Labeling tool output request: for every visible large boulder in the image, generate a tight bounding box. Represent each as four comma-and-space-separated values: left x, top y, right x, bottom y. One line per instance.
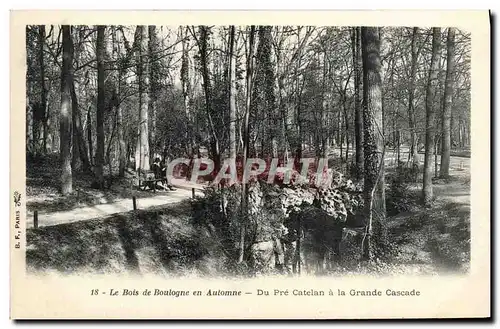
248, 238, 285, 275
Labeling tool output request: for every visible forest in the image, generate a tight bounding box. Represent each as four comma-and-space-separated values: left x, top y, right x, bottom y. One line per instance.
25, 25, 471, 276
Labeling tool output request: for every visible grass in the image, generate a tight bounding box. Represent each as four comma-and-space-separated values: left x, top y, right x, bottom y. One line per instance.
325, 163, 470, 276
27, 154, 162, 213
386, 173, 471, 274
26, 201, 231, 277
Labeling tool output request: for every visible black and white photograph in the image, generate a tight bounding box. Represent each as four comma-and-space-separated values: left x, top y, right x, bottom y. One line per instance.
23, 23, 473, 278
9, 9, 491, 320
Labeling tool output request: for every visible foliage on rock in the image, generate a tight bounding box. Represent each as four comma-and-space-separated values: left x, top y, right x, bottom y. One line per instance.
190, 167, 364, 273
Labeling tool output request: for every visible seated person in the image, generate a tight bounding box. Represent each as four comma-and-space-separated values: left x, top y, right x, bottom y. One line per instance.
150, 158, 165, 190
160, 158, 176, 191
159, 159, 167, 184
151, 158, 162, 179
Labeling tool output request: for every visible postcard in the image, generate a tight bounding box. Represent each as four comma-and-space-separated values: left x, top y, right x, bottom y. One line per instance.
10, 10, 490, 319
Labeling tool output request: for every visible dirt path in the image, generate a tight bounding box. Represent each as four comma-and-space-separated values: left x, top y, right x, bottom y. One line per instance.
387, 155, 471, 273
413, 154, 470, 205
26, 180, 205, 228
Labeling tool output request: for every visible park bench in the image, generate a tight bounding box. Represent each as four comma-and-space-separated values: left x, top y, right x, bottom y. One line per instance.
137, 170, 166, 193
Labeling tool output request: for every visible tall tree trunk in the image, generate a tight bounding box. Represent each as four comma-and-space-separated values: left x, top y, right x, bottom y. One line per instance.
26, 27, 35, 154
135, 26, 150, 172
336, 109, 341, 149
148, 26, 158, 162
95, 25, 106, 187
339, 110, 344, 162
198, 26, 220, 171
343, 94, 349, 163
239, 25, 256, 264
450, 99, 455, 149
464, 120, 470, 147
422, 28, 442, 205
275, 32, 289, 160
361, 27, 386, 260
440, 28, 456, 178
180, 27, 194, 156
436, 55, 446, 156
38, 25, 50, 154
60, 25, 73, 195
71, 27, 91, 172
72, 84, 81, 171
26, 95, 34, 154
113, 27, 127, 176
434, 136, 439, 178
296, 77, 304, 160
71, 79, 91, 172
87, 105, 93, 166
319, 50, 327, 158
352, 27, 364, 179
397, 130, 401, 164
31, 28, 43, 155
117, 103, 126, 176
408, 27, 419, 166
457, 116, 462, 148
228, 25, 237, 160
459, 119, 464, 147
261, 26, 278, 158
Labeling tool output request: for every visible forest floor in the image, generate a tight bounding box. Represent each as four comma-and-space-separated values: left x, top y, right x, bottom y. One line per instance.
26, 154, 204, 228
26, 151, 471, 276
384, 153, 471, 275
26, 201, 231, 277
313, 149, 471, 276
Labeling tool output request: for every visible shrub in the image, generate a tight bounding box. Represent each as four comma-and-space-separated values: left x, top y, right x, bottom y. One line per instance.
347, 161, 362, 180
190, 168, 365, 274
386, 164, 418, 216
396, 161, 419, 183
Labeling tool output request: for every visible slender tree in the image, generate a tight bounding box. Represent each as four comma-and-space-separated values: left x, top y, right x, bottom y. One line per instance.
87, 104, 93, 166
352, 27, 364, 179
148, 25, 159, 161
135, 25, 150, 172
60, 25, 73, 195
180, 26, 194, 156
110, 28, 127, 177
440, 27, 456, 178
228, 25, 237, 160
26, 27, 35, 154
253, 26, 277, 157
361, 27, 386, 260
38, 25, 50, 154
239, 25, 256, 264
95, 25, 106, 187
71, 27, 91, 173
422, 28, 442, 205
70, 80, 91, 172
71, 29, 82, 172
408, 27, 420, 166
197, 26, 221, 171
